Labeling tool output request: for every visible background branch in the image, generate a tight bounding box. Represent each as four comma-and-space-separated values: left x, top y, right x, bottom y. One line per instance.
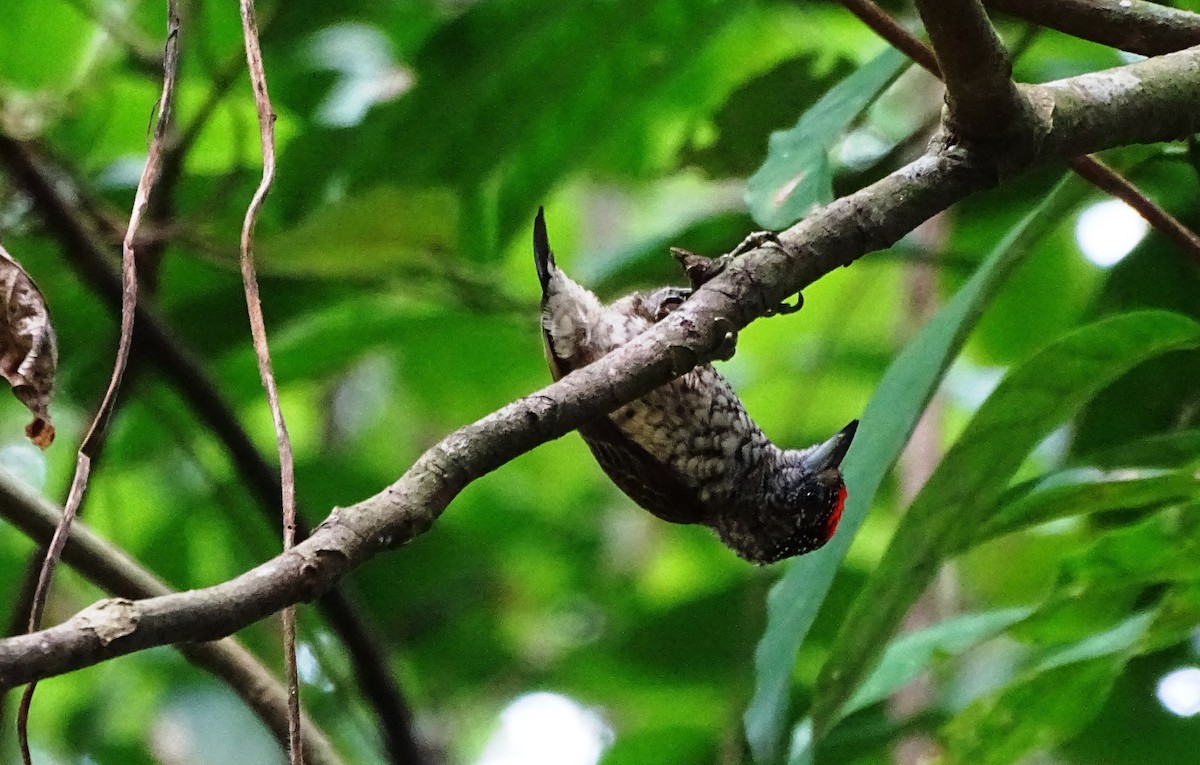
841, 0, 941, 75
0, 471, 343, 765
1, 45, 1199, 687
985, 0, 1200, 56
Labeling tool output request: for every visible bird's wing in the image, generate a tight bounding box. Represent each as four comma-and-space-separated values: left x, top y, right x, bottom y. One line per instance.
543, 328, 707, 526
578, 415, 709, 526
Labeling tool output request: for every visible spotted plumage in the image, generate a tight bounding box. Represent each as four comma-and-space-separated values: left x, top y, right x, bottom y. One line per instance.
534, 208, 857, 564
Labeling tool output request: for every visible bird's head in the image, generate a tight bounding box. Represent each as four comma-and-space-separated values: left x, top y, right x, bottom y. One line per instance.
716, 420, 858, 564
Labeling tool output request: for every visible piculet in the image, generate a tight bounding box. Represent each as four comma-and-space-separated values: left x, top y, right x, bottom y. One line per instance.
534, 207, 857, 564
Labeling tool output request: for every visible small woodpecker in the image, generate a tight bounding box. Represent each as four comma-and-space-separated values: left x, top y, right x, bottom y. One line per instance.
534, 208, 857, 564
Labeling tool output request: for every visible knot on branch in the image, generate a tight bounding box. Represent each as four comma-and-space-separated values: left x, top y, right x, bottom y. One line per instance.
76, 598, 139, 646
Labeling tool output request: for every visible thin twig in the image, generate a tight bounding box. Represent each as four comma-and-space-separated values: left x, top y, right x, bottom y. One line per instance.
236, 1, 302, 762
1068, 155, 1200, 265
140, 9, 271, 284
838, 0, 1200, 265
15, 4, 179, 761
841, 0, 940, 76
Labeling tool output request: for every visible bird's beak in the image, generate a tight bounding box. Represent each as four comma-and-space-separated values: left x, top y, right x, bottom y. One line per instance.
801, 420, 858, 473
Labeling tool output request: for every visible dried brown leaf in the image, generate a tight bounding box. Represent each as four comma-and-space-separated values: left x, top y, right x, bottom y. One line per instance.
0, 245, 56, 448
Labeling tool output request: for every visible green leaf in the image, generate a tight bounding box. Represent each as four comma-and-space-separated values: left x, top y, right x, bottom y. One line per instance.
256, 187, 458, 279
0, 0, 95, 90
1075, 235, 1200, 454
842, 607, 1034, 721
599, 725, 716, 765
942, 613, 1151, 765
278, 0, 749, 240
976, 467, 1200, 544
1144, 571, 1200, 652
812, 311, 1200, 736
784, 608, 1036, 765
785, 720, 815, 765
214, 296, 536, 418
589, 4, 853, 179
744, 174, 1083, 764
1009, 588, 1141, 649
681, 55, 855, 179
745, 46, 906, 230
1060, 511, 1200, 590
998, 506, 1200, 652
1078, 429, 1200, 470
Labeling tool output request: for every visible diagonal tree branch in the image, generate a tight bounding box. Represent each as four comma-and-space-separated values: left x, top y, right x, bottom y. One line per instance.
0, 471, 343, 765
984, 0, 1200, 57
1068, 154, 1200, 265
0, 139, 425, 764
0, 45, 1198, 687
841, 0, 941, 75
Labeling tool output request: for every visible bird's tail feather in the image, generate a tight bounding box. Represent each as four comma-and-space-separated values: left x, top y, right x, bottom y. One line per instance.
533, 206, 555, 296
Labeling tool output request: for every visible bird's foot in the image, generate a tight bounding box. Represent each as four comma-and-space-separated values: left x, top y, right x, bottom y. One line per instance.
730, 232, 806, 317
764, 293, 803, 316
648, 284, 738, 360
729, 230, 783, 257
671, 232, 803, 318
712, 317, 738, 361
648, 286, 693, 321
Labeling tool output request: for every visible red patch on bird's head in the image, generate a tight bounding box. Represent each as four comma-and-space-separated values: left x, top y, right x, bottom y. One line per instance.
825, 484, 848, 540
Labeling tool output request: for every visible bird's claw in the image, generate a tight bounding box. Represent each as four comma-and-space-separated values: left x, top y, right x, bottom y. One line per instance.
733, 232, 804, 317
670, 232, 803, 318
648, 285, 737, 359
765, 294, 803, 316
730, 230, 784, 257
671, 231, 787, 288
712, 317, 738, 361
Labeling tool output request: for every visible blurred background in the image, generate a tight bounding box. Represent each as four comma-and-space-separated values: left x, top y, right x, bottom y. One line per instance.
1, 0, 1199, 763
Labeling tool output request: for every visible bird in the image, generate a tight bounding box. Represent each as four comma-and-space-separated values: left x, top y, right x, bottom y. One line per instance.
533, 207, 858, 564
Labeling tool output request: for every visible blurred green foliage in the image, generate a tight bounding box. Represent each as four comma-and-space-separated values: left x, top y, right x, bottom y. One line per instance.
1, 1, 1199, 764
